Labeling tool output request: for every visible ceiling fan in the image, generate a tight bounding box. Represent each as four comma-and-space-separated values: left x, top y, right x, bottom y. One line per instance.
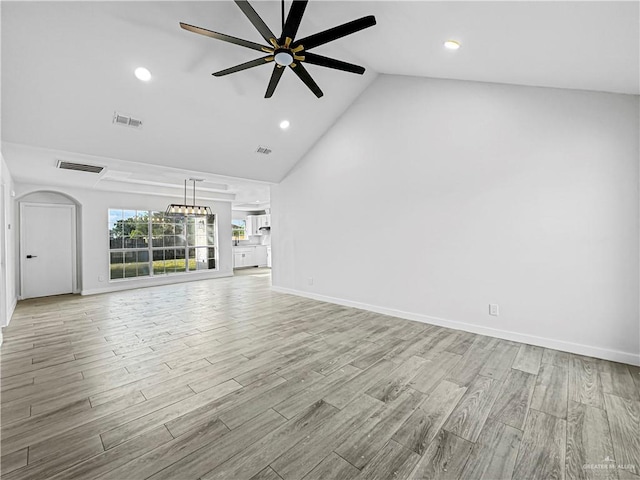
180, 0, 376, 98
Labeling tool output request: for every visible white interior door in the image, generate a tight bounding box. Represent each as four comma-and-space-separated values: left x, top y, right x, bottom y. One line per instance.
0, 184, 6, 325
21, 203, 76, 299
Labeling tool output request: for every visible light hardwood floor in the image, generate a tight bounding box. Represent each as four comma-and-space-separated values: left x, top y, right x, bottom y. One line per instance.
1, 271, 639, 480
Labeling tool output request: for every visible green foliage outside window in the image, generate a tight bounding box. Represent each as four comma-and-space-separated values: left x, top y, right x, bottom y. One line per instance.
109, 209, 217, 280
232, 219, 247, 241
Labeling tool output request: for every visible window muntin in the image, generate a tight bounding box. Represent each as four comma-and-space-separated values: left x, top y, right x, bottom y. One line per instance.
109, 209, 217, 280
232, 219, 247, 241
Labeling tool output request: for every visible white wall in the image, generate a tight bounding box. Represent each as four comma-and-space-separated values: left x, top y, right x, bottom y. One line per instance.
272, 75, 640, 365
0, 154, 17, 328
15, 183, 233, 296
232, 210, 248, 220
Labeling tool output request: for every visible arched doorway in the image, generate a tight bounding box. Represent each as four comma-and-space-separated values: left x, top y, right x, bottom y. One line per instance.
18, 191, 81, 299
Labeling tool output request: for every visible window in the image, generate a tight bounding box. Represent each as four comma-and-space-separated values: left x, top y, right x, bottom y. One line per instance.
109, 209, 217, 280
232, 219, 247, 241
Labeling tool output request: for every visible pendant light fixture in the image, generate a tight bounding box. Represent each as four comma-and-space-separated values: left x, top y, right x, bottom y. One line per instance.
166, 178, 213, 216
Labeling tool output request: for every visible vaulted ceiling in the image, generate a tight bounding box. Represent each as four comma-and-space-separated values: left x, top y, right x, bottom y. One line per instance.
2, 1, 638, 194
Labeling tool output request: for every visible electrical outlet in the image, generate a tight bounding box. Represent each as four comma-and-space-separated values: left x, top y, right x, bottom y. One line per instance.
489, 304, 499, 316
98, 275, 105, 282
307, 277, 314, 286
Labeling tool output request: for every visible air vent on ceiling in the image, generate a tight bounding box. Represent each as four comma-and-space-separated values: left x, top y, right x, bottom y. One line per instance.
56, 160, 104, 174
256, 146, 272, 155
113, 111, 143, 129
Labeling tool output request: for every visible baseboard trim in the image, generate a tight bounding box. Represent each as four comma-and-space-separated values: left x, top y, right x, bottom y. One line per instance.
0, 297, 16, 347
82, 271, 234, 296
9, 297, 17, 318
271, 286, 640, 366
6, 297, 17, 327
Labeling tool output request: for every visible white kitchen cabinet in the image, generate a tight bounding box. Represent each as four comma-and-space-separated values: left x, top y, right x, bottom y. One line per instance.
255, 246, 268, 267
246, 214, 271, 236
246, 216, 256, 237
233, 246, 269, 268
256, 214, 270, 229
233, 247, 256, 268
246, 215, 259, 236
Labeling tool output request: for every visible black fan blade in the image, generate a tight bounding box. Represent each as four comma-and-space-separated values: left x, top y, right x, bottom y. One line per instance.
280, 0, 308, 43
290, 63, 323, 98
234, 0, 276, 44
180, 23, 267, 52
293, 15, 376, 50
213, 56, 272, 77
302, 52, 365, 75
265, 66, 286, 98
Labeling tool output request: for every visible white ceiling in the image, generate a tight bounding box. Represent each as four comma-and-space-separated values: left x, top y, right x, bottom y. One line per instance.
2, 1, 638, 202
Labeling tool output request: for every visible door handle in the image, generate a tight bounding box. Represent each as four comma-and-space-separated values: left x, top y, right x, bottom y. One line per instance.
26, 255, 38, 259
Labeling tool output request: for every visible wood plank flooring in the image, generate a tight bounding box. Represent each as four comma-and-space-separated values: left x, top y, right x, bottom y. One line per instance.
1, 271, 639, 479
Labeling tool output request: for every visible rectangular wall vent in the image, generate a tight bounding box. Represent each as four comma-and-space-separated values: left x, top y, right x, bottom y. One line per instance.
56, 160, 104, 174
113, 111, 143, 129
256, 146, 272, 155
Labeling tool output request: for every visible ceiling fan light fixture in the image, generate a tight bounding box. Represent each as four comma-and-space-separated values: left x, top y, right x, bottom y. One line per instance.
274, 50, 294, 66
134, 67, 152, 81
444, 40, 461, 50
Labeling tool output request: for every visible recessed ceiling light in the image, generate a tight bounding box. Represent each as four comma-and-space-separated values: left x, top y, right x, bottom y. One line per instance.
255, 200, 261, 203
134, 67, 152, 82
444, 40, 461, 50
279, 120, 290, 130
